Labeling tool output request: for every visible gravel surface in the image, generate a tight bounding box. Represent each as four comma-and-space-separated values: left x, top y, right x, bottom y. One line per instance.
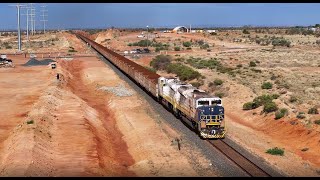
98, 83, 135, 97
23, 58, 56, 66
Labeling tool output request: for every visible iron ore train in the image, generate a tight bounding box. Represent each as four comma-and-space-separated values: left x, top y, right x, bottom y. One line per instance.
75, 32, 225, 139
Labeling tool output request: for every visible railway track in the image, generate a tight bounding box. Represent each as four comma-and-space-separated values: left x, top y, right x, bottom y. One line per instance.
74, 31, 278, 177
209, 140, 271, 177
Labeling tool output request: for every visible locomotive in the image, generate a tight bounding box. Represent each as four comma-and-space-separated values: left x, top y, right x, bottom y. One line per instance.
75, 32, 225, 139
157, 77, 225, 139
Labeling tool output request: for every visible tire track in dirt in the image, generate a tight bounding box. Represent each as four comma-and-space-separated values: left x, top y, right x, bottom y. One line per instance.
60, 59, 136, 176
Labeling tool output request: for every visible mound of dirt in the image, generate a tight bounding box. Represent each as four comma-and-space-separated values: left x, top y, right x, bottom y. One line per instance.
23, 58, 56, 66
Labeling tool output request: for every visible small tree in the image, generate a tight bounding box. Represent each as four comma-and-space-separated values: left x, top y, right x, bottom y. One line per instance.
183, 41, 192, 47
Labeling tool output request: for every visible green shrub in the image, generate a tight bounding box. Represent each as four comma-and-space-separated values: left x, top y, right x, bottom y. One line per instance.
237, 64, 243, 68
214, 79, 224, 86
27, 120, 34, 124
266, 147, 284, 156
131, 39, 153, 47
190, 82, 203, 88
263, 101, 278, 113
243, 29, 250, 34
183, 41, 192, 47
296, 112, 306, 119
253, 94, 274, 107
243, 102, 258, 110
150, 55, 172, 70
289, 96, 298, 103
308, 107, 319, 114
166, 63, 201, 81
314, 120, 320, 125
272, 38, 291, 47
200, 43, 210, 49
249, 61, 257, 67
275, 108, 288, 120
271, 94, 280, 99
174, 46, 180, 51
261, 82, 273, 89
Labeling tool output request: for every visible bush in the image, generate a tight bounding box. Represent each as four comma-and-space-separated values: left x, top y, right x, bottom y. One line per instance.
190, 82, 203, 88
174, 46, 180, 51
243, 102, 258, 110
253, 94, 274, 107
150, 55, 172, 70
308, 107, 319, 114
275, 108, 288, 120
261, 82, 273, 89
296, 112, 306, 119
266, 147, 284, 156
131, 39, 153, 47
243, 29, 250, 34
200, 43, 210, 49
237, 64, 243, 68
271, 94, 280, 99
27, 120, 34, 124
272, 38, 291, 47
263, 101, 278, 113
289, 96, 297, 103
314, 120, 320, 125
183, 41, 192, 47
166, 63, 201, 81
214, 79, 224, 86
249, 61, 257, 67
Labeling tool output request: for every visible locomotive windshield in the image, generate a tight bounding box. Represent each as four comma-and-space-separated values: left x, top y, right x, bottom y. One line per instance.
211, 100, 221, 105
198, 101, 209, 106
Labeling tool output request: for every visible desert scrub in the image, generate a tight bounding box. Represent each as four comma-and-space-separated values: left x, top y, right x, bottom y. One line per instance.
166, 63, 201, 81
263, 101, 278, 113
174, 46, 180, 51
249, 61, 257, 67
27, 120, 34, 124
214, 92, 225, 98
275, 108, 288, 120
266, 147, 284, 156
213, 79, 223, 86
314, 120, 320, 125
308, 107, 319, 114
289, 95, 298, 103
296, 112, 306, 119
261, 82, 273, 89
271, 94, 280, 99
190, 81, 203, 88
182, 41, 192, 47
243, 102, 258, 110
150, 55, 172, 70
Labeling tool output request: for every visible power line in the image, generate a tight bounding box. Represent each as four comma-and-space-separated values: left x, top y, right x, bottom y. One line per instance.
40, 3, 48, 33
9, 3, 27, 52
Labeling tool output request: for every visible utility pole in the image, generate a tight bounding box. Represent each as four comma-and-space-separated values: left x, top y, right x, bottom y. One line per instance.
9, 3, 26, 52
40, 4, 48, 34
21, 5, 30, 40
29, 3, 36, 35
146, 25, 149, 48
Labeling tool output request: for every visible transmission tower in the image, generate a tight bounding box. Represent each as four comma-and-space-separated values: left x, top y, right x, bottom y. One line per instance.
9, 3, 27, 51
40, 4, 48, 34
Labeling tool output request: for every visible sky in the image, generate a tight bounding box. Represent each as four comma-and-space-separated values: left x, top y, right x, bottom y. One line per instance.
0, 3, 320, 30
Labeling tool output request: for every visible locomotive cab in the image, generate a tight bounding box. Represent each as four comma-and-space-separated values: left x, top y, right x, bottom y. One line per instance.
196, 98, 225, 139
